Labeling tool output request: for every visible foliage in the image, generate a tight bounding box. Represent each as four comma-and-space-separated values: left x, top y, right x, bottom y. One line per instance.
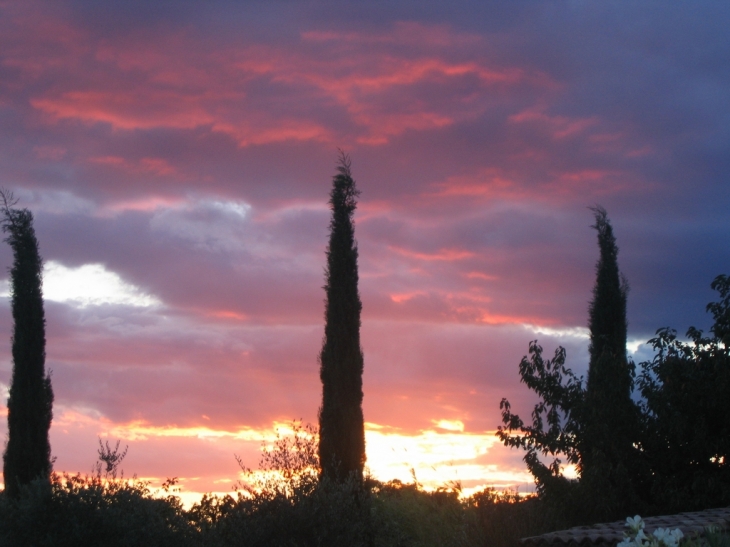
194, 423, 557, 547
637, 274, 730, 512
93, 438, 129, 480
0, 471, 192, 547
499, 206, 730, 519
0, 422, 572, 547
682, 529, 730, 547
586, 206, 630, 382
370, 479, 466, 547
192, 421, 373, 546
234, 421, 319, 500
463, 488, 566, 547
371, 482, 561, 547
318, 151, 366, 483
498, 207, 645, 524
0, 189, 54, 499
581, 206, 644, 520
497, 343, 583, 500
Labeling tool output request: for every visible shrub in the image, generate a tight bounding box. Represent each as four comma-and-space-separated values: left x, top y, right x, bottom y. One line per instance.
0, 473, 193, 547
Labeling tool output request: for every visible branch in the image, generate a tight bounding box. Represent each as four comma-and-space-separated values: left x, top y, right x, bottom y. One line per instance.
0, 187, 20, 231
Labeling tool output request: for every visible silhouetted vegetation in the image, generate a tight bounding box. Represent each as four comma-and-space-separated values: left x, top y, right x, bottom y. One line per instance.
0, 190, 54, 499
580, 206, 644, 520
318, 152, 366, 483
2, 183, 729, 545
0, 424, 562, 547
499, 205, 730, 525
499, 206, 644, 524
638, 274, 730, 512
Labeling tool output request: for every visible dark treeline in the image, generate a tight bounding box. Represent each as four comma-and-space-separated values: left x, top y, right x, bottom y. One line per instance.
1, 169, 729, 546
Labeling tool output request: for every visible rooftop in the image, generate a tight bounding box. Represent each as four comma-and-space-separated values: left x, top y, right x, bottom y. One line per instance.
521, 507, 730, 547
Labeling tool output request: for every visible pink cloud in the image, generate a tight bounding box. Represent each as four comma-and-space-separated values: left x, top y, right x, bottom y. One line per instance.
3, 7, 550, 153
508, 107, 599, 139
388, 246, 476, 262
465, 272, 499, 281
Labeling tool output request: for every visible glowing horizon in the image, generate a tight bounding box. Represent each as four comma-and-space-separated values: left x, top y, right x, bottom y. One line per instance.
36, 406, 536, 506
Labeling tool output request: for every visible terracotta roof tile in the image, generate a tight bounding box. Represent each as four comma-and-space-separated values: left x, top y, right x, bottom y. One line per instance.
521, 507, 730, 547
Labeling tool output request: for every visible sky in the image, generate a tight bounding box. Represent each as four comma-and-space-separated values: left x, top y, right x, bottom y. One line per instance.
0, 0, 729, 502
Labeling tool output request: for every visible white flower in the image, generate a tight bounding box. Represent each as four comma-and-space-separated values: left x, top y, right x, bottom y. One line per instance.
622, 516, 683, 547
626, 516, 646, 533
652, 527, 683, 547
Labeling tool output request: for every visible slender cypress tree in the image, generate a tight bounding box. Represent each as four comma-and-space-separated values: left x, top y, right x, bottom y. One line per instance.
580, 205, 640, 518
318, 153, 365, 483
586, 206, 629, 378
584, 206, 633, 432
1, 190, 54, 498
498, 207, 647, 522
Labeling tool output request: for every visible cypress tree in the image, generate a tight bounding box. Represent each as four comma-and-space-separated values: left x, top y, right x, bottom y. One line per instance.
580, 205, 640, 518
1, 191, 54, 498
498, 207, 645, 523
586, 206, 629, 377
318, 153, 365, 483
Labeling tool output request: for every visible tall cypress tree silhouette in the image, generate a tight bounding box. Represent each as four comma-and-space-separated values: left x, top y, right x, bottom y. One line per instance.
587, 206, 629, 378
498, 207, 646, 522
1, 190, 54, 498
318, 153, 365, 483
580, 205, 640, 518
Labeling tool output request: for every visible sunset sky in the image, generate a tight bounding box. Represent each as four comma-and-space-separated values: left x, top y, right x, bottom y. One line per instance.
1, 1, 729, 502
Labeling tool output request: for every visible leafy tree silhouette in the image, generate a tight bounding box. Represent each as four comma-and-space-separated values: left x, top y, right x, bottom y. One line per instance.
498, 206, 643, 523
638, 274, 730, 511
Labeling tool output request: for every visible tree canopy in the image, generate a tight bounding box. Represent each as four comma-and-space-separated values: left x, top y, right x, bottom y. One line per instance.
637, 274, 730, 511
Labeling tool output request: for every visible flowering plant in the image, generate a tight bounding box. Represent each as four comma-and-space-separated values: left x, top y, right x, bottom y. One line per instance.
618, 515, 684, 547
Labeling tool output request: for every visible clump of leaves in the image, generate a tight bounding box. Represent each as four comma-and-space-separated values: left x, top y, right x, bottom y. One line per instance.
497, 341, 585, 509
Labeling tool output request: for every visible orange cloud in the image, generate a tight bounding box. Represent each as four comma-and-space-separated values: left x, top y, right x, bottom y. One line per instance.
479, 312, 534, 326
389, 246, 476, 261
207, 310, 249, 321
389, 291, 427, 303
